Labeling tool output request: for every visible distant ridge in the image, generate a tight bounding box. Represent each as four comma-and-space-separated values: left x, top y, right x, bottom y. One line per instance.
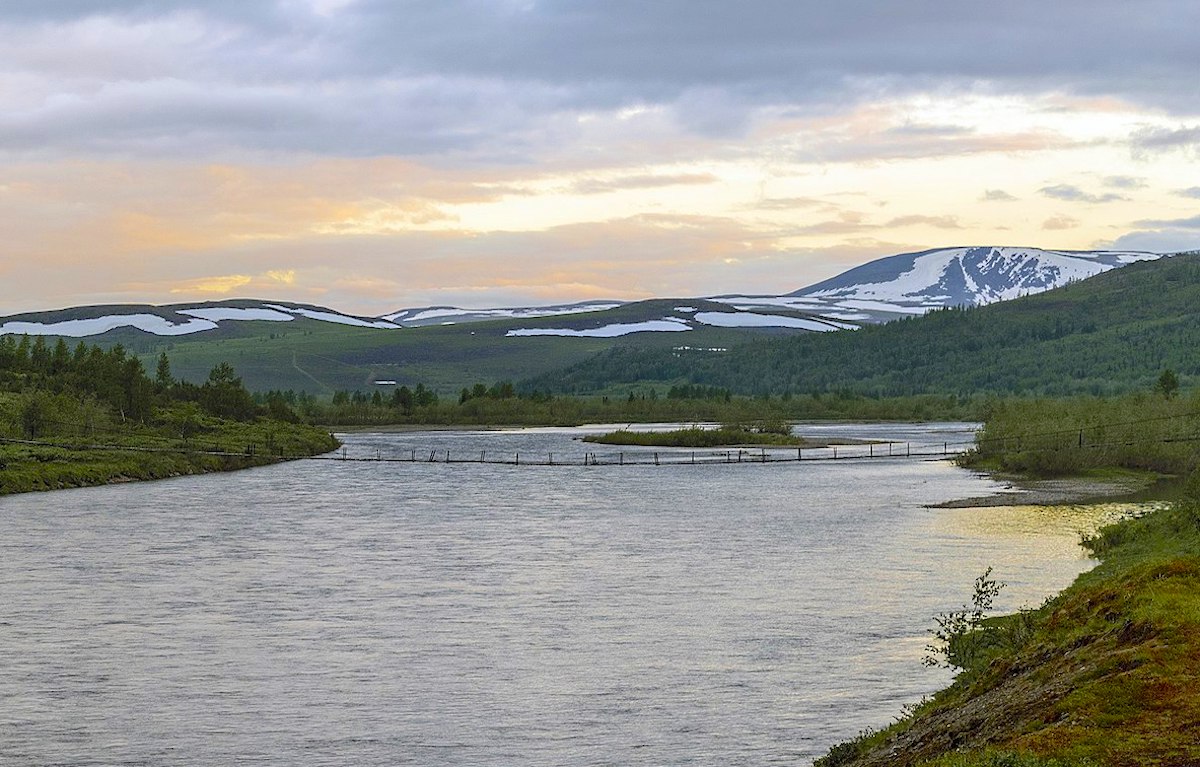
0, 246, 1169, 340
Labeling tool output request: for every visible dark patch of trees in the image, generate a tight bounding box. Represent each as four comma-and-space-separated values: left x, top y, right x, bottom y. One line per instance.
0, 336, 277, 424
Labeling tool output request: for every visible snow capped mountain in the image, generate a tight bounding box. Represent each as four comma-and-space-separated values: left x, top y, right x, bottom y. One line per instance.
793, 246, 1159, 307
713, 246, 1163, 323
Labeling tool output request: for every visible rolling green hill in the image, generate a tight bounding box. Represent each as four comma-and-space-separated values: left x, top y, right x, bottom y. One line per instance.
530, 252, 1200, 397
120, 299, 805, 394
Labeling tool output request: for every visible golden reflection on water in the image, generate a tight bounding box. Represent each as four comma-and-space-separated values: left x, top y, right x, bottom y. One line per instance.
938, 502, 1168, 560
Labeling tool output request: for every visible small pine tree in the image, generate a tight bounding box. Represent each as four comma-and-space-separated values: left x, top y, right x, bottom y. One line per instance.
1156, 368, 1180, 399
155, 352, 174, 390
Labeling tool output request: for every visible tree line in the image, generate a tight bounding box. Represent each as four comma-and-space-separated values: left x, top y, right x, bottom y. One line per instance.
0, 335, 283, 438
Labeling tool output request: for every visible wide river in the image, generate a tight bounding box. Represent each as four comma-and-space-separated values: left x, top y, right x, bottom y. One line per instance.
0, 423, 1123, 765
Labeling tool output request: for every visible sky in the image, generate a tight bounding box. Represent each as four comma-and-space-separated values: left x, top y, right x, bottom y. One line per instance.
1, 1, 1199, 316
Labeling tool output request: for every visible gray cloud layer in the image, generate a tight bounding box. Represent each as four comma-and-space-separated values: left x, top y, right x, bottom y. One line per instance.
2, 0, 1199, 159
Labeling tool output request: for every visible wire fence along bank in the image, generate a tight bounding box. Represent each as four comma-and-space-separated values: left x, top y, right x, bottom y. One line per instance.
311, 440, 971, 467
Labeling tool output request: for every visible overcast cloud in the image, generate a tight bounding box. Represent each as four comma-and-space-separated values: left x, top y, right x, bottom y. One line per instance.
1, 0, 1198, 312
2, 0, 1200, 158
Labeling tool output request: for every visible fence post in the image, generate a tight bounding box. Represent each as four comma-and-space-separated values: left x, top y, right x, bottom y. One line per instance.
870, 443, 874, 458
654, 452, 659, 465
620, 452, 623, 465
761, 448, 766, 463
549, 452, 553, 466
906, 443, 910, 457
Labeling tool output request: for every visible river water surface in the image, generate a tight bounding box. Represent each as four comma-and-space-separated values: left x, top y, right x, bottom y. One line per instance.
0, 423, 1124, 765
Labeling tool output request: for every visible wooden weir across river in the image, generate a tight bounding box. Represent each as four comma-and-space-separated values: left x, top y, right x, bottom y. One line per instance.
308, 440, 973, 468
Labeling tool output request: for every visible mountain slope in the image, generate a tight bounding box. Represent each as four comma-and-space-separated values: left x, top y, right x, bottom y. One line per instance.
529, 252, 1200, 397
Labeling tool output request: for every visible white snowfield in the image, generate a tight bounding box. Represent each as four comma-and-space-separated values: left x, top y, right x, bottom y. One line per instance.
503, 310, 860, 337
264, 304, 400, 329
693, 311, 854, 331
0, 314, 218, 337
178, 307, 295, 322
506, 319, 693, 338
0, 304, 398, 337
385, 302, 622, 324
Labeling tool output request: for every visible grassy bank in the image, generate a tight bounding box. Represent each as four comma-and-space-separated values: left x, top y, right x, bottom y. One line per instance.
817, 403, 1200, 766
0, 417, 339, 495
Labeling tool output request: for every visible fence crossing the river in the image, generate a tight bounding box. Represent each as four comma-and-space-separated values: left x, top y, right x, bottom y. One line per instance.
311, 439, 970, 467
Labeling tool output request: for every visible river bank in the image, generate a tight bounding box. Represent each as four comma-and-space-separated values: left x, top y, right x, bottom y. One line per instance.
816, 474, 1200, 766
0, 421, 339, 495
930, 469, 1178, 508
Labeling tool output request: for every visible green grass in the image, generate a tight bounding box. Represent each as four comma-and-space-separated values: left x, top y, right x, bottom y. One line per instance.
0, 413, 339, 495
111, 300, 777, 394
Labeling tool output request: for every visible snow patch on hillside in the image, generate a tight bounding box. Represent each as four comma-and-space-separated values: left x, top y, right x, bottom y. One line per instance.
0, 314, 217, 337
265, 304, 400, 329
694, 312, 852, 331
506, 319, 692, 338
179, 307, 295, 322
385, 302, 622, 325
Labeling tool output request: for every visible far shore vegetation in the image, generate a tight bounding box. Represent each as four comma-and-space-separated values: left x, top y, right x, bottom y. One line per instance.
957, 384, 1200, 478
284, 381, 985, 427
